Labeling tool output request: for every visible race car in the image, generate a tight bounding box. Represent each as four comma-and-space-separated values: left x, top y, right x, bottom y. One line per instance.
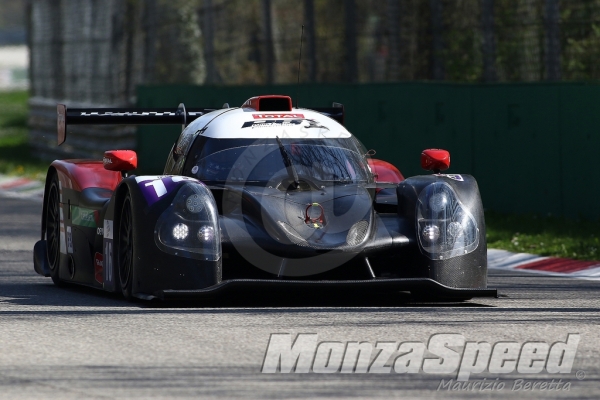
33, 94, 497, 301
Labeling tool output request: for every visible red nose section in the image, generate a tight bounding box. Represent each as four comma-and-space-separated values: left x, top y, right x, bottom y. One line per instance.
103, 150, 137, 172
421, 149, 450, 172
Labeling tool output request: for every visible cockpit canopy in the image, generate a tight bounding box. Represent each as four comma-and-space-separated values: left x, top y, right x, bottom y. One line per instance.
185, 137, 373, 186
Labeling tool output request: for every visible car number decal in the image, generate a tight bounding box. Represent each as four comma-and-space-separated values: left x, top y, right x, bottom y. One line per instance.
103, 240, 113, 286
135, 176, 198, 206
67, 226, 73, 253
104, 220, 113, 239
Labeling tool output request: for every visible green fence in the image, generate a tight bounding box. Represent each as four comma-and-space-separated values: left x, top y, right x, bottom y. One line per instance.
137, 82, 599, 220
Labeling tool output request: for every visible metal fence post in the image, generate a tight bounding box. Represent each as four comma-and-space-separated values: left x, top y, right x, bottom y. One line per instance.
202, 0, 218, 84
387, 0, 400, 81
344, 0, 358, 82
481, 0, 497, 82
545, 0, 561, 80
430, 0, 444, 80
143, 0, 157, 84
262, 0, 274, 84
304, 0, 317, 82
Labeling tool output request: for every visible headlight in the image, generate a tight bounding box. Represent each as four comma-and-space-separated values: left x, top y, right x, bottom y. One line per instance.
155, 183, 221, 261
172, 223, 189, 240
428, 193, 449, 212
416, 182, 479, 259
198, 225, 215, 242
422, 225, 440, 242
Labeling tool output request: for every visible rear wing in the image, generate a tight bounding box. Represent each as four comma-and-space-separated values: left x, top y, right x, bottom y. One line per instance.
57, 101, 345, 146
57, 103, 214, 145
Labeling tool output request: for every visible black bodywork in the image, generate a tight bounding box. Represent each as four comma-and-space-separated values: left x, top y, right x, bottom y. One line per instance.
33, 103, 497, 301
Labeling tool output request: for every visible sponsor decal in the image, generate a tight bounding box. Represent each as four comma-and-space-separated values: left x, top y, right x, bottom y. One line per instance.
103, 240, 113, 285
66, 226, 73, 253
97, 227, 103, 236
80, 111, 203, 117
253, 113, 305, 119
81, 111, 175, 117
94, 252, 104, 284
242, 118, 329, 131
303, 119, 329, 130
435, 174, 464, 182
71, 206, 97, 228
305, 203, 325, 229
103, 157, 112, 166
261, 333, 581, 383
59, 208, 66, 254
242, 120, 303, 129
135, 176, 198, 207
103, 220, 113, 239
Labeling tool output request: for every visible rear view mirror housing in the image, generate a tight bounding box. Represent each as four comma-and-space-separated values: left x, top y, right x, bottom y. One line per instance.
103, 150, 137, 172
421, 149, 450, 173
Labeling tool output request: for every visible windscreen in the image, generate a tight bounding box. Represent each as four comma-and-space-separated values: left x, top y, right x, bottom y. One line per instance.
186, 138, 373, 185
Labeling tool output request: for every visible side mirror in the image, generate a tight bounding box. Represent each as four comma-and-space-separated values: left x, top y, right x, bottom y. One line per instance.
368, 159, 405, 183
103, 150, 137, 172
421, 149, 450, 173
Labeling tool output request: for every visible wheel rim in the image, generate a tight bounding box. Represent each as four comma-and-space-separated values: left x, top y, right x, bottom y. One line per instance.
45, 182, 60, 271
119, 197, 133, 289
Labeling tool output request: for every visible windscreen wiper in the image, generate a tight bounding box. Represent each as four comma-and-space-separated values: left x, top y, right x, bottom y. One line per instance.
276, 136, 300, 189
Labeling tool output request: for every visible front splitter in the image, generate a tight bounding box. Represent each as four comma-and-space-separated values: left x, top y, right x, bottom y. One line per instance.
151, 278, 498, 301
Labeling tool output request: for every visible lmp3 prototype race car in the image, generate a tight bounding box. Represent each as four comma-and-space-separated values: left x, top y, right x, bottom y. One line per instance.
33, 95, 496, 301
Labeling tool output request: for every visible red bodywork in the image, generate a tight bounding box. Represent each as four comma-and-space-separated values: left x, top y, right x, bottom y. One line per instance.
421, 149, 450, 172
52, 160, 122, 192
368, 159, 404, 184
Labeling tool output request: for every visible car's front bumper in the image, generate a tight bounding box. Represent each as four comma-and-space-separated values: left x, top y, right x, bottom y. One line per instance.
147, 278, 497, 301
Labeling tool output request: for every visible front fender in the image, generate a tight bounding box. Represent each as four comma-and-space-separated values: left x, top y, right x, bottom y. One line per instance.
108, 175, 221, 297
397, 174, 487, 289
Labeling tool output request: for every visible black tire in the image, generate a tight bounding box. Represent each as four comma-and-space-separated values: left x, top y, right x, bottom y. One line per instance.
117, 194, 135, 300
45, 174, 62, 286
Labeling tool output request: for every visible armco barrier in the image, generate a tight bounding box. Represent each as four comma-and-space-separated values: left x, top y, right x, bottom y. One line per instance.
136, 82, 598, 220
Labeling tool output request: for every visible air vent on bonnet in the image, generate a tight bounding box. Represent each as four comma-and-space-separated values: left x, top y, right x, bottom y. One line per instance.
242, 95, 292, 111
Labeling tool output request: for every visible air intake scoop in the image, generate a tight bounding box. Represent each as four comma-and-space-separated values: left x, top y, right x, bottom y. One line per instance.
242, 95, 293, 111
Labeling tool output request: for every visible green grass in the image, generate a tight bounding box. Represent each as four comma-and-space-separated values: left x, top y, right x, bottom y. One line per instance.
0, 90, 48, 180
486, 211, 600, 261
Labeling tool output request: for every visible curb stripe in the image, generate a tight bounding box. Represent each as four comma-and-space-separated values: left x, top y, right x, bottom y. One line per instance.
488, 249, 600, 281
0, 174, 44, 202
515, 258, 600, 273
0, 177, 32, 189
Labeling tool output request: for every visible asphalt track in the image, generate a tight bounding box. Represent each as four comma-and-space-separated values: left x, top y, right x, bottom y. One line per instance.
0, 195, 599, 399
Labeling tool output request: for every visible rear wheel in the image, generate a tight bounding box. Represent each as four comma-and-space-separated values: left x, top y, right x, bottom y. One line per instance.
45, 174, 62, 286
117, 194, 135, 300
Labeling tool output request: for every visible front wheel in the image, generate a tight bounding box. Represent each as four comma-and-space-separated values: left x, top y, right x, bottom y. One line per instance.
117, 194, 135, 300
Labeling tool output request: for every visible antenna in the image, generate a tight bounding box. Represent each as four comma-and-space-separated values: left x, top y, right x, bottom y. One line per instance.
295, 25, 304, 109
